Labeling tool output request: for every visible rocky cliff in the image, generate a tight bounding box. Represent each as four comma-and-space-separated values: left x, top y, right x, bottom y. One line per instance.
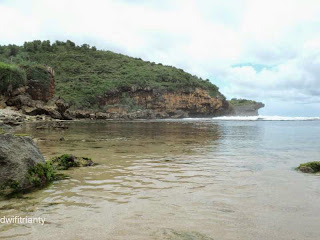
1, 61, 264, 120
227, 98, 265, 116
2, 65, 71, 120
100, 87, 231, 118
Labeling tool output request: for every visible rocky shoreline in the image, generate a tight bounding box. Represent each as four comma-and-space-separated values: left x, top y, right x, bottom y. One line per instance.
0, 64, 264, 127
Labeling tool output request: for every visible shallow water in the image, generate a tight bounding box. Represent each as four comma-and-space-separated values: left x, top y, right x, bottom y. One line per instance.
1, 119, 320, 240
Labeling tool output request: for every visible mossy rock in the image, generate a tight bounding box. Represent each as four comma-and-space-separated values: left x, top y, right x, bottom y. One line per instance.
50, 154, 95, 170
0, 180, 21, 196
27, 162, 56, 188
0, 134, 54, 197
296, 161, 320, 173
0, 162, 56, 197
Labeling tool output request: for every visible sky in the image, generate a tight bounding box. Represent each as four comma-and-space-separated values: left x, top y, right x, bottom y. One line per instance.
1, 0, 320, 116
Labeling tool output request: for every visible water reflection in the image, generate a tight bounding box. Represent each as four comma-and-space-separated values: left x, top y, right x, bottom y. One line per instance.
1, 120, 320, 240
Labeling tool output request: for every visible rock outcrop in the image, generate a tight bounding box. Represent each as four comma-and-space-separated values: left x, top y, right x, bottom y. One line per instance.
229, 103, 264, 116
227, 99, 265, 116
1, 65, 71, 120
6, 94, 71, 120
100, 88, 231, 118
50, 154, 95, 170
0, 134, 52, 195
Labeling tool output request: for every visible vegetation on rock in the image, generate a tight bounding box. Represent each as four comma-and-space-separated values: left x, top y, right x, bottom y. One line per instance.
27, 162, 56, 188
297, 161, 320, 173
0, 162, 56, 196
228, 98, 262, 106
0, 40, 223, 110
20, 63, 51, 87
51, 154, 95, 170
0, 179, 21, 196
0, 62, 26, 94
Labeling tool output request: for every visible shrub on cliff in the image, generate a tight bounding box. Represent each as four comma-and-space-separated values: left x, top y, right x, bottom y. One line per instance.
0, 62, 26, 94
20, 63, 51, 86
229, 98, 262, 106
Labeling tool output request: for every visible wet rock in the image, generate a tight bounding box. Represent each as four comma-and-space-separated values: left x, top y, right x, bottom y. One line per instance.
299, 166, 314, 173
171, 110, 189, 119
297, 161, 320, 173
50, 154, 95, 170
95, 112, 110, 119
36, 122, 69, 130
52, 122, 69, 129
0, 134, 54, 195
67, 110, 92, 119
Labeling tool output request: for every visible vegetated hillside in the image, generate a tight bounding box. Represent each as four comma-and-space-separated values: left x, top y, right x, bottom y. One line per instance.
0, 40, 223, 110
228, 98, 263, 106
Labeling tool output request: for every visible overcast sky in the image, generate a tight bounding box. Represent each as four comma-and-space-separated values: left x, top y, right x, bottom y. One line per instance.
1, 0, 320, 116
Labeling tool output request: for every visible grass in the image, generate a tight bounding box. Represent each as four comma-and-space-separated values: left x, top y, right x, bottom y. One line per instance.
0, 62, 26, 94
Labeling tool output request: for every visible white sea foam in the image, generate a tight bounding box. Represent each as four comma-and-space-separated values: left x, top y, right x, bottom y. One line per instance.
211, 115, 320, 121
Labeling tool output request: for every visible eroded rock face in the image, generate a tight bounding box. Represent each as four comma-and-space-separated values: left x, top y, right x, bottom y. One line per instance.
6, 95, 71, 120
102, 88, 231, 118
228, 102, 265, 116
0, 134, 46, 194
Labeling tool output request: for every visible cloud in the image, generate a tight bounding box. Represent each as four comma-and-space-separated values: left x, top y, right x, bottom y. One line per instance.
222, 38, 320, 102
0, 0, 320, 115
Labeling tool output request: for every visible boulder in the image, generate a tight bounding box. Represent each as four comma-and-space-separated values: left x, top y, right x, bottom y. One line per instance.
0, 134, 53, 195
6, 94, 71, 120
95, 112, 111, 119
67, 110, 92, 119
50, 154, 95, 170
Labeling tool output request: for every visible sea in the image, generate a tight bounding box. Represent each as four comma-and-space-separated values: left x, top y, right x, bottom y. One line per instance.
0, 116, 319, 240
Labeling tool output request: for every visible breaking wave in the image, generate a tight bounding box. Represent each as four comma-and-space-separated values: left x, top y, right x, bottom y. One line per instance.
211, 116, 320, 121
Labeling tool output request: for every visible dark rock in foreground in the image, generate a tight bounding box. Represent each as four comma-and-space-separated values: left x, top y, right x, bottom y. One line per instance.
0, 134, 55, 195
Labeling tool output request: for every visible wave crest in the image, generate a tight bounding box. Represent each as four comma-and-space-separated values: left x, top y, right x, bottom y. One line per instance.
212, 116, 320, 121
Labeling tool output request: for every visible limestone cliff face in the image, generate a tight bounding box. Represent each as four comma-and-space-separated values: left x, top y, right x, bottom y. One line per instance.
101, 88, 231, 118
228, 102, 265, 116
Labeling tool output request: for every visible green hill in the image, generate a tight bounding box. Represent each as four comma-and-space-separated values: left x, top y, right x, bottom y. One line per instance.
0, 40, 223, 110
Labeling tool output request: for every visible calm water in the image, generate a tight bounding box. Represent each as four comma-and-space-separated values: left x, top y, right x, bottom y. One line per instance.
1, 119, 320, 240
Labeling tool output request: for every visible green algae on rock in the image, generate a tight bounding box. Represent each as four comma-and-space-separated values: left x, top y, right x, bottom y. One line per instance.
27, 162, 56, 188
297, 161, 320, 173
0, 134, 57, 196
50, 154, 95, 170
